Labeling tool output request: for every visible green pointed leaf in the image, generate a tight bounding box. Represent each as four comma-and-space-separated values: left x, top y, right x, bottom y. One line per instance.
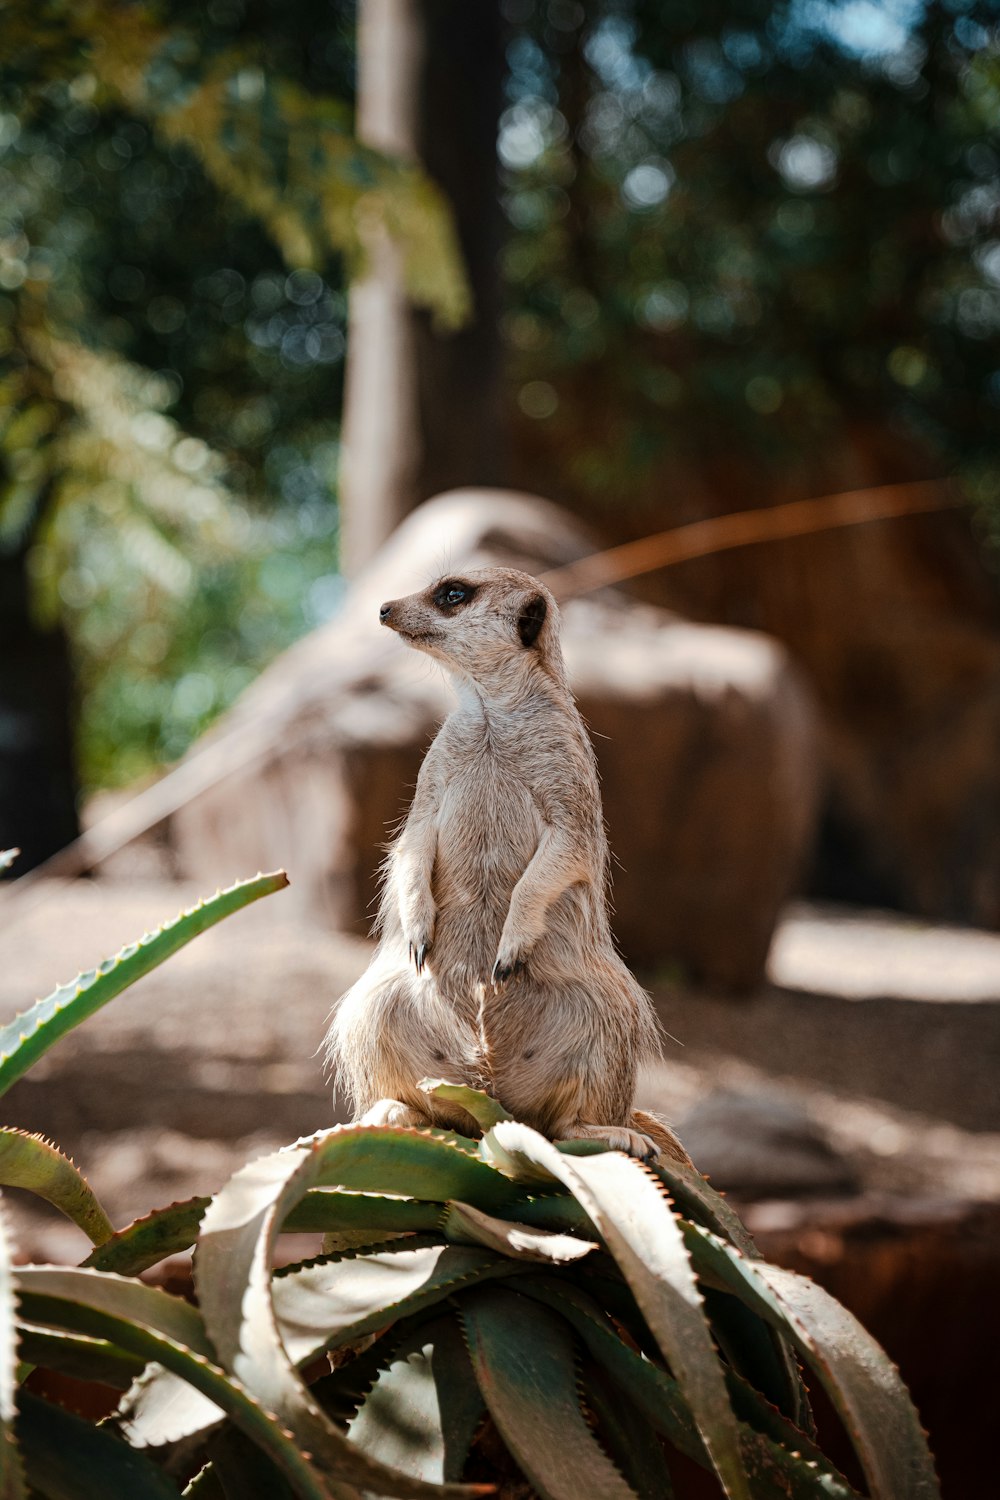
207, 1428, 297, 1500
291, 1190, 440, 1239
442, 1200, 596, 1263
183, 1463, 226, 1499
315, 1322, 418, 1429
17, 1391, 180, 1499
461, 1285, 638, 1500
702, 1284, 807, 1429
14, 1267, 332, 1500
307, 1125, 520, 1209
0, 1130, 114, 1245
516, 1277, 861, 1500
274, 1242, 530, 1366
503, 1191, 592, 1234
0, 1202, 23, 1500
648, 1160, 811, 1432
418, 1080, 511, 1131
682, 1224, 940, 1500
117, 1359, 222, 1453
648, 1158, 760, 1259
486, 1121, 751, 1500
17, 1323, 145, 1389
0, 872, 288, 1098
584, 1357, 674, 1500
195, 1132, 494, 1500
349, 1315, 485, 1485
82, 1187, 438, 1280
17, 1267, 212, 1355
83, 1197, 211, 1276
121, 1238, 522, 1455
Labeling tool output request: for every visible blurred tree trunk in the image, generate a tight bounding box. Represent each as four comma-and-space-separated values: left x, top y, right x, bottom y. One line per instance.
0, 535, 79, 873
340, 0, 506, 574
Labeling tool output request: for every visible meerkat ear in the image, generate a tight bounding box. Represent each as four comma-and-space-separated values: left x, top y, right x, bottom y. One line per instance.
517, 593, 547, 648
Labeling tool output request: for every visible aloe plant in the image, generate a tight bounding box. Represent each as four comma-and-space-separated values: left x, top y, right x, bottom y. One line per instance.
0, 864, 940, 1499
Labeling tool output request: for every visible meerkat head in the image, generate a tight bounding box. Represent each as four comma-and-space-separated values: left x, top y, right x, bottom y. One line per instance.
378, 566, 563, 692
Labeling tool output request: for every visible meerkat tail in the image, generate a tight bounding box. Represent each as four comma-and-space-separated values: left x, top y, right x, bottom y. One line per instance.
630, 1109, 693, 1167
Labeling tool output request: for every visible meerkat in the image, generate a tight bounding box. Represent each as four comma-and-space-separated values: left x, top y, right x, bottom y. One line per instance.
326, 566, 690, 1163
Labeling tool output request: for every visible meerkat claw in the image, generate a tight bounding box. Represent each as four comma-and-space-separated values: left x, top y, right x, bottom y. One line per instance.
409, 942, 429, 974
491, 957, 523, 989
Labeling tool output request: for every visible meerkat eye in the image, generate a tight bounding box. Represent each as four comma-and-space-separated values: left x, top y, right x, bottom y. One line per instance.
433, 580, 476, 610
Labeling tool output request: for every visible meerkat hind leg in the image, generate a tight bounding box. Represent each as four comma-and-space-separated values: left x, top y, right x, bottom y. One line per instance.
558, 1120, 658, 1161
630, 1108, 693, 1167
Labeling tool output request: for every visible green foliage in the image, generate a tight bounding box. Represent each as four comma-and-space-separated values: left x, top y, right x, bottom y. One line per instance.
0, 883, 938, 1498
0, 869, 288, 1098
0, 0, 470, 793
502, 2, 1000, 524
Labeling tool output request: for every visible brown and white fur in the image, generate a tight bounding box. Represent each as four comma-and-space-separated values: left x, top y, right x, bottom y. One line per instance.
325, 566, 689, 1163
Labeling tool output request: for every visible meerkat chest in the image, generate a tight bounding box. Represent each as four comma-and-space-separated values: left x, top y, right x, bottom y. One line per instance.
432, 747, 544, 900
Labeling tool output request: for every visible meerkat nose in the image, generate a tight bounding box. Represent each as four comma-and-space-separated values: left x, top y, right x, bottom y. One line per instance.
379, 602, 393, 623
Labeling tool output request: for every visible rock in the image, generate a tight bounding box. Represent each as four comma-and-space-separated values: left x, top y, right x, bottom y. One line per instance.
677, 1087, 860, 1200
168, 489, 819, 986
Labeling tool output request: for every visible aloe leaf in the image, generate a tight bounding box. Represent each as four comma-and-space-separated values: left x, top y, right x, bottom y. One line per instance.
584, 1358, 675, 1500
0, 1203, 22, 1500
349, 1315, 485, 1485
418, 1079, 511, 1131
195, 1134, 493, 1500
82, 1189, 438, 1280
287, 1190, 441, 1237
682, 1224, 940, 1500
0, 1130, 114, 1245
17, 1390, 181, 1499
503, 1192, 591, 1234
16, 1323, 145, 1389
702, 1284, 805, 1427
647, 1158, 760, 1259
117, 1354, 225, 1452
15, 1268, 334, 1500
17, 1267, 212, 1354
486, 1121, 751, 1500
0, 871, 288, 1098
308, 1125, 520, 1209
461, 1284, 638, 1500
83, 1197, 212, 1276
0, 853, 18, 874
274, 1241, 532, 1365
315, 1323, 416, 1428
122, 1239, 523, 1454
441, 1200, 596, 1262
517, 1277, 861, 1500
183, 1464, 227, 1498
646, 1160, 811, 1432
207, 1428, 297, 1500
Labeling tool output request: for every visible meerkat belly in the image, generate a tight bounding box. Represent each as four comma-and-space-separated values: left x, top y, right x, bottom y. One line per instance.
431, 766, 542, 984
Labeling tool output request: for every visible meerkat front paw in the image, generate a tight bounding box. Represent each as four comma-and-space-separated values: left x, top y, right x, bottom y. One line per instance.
401, 902, 435, 975
491, 952, 526, 989
407, 937, 432, 975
